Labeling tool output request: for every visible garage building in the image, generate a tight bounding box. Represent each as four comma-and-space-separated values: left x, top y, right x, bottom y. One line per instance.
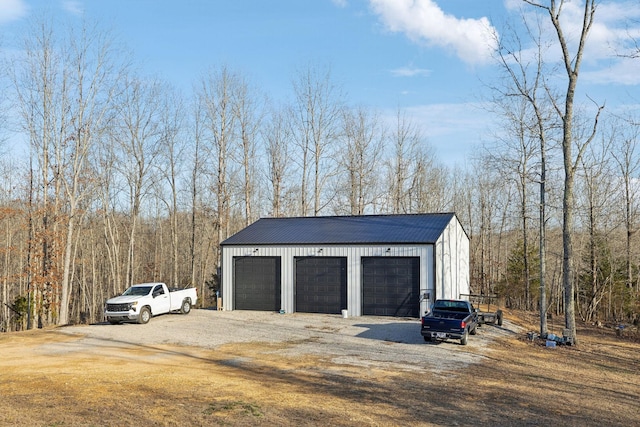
220, 213, 469, 318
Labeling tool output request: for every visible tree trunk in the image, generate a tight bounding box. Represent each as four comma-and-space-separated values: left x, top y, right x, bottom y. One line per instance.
539, 136, 548, 336
544, 0, 599, 345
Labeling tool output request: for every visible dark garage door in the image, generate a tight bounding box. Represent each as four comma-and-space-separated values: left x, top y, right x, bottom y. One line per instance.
234, 256, 281, 311
295, 257, 347, 314
362, 257, 420, 317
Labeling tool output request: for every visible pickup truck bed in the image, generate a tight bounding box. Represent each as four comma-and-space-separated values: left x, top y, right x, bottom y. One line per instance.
420, 299, 478, 345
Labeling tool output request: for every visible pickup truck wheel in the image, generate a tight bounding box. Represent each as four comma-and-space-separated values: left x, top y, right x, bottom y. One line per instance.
460, 330, 469, 346
497, 310, 503, 326
423, 336, 432, 342
139, 307, 151, 324
470, 325, 477, 335
180, 299, 192, 314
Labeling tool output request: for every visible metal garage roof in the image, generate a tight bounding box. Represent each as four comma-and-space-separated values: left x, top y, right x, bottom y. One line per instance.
221, 213, 458, 245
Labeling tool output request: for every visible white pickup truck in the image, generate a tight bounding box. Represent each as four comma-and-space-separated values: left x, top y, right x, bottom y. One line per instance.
104, 282, 198, 324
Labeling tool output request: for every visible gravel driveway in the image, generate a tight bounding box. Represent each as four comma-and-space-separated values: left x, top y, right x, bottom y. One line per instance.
57, 309, 520, 373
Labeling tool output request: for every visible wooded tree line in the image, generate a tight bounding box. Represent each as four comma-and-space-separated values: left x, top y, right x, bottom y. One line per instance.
1, 2, 639, 339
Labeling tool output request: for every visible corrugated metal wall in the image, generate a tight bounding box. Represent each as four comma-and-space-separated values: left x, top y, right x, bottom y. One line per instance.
221, 244, 435, 316
434, 216, 470, 301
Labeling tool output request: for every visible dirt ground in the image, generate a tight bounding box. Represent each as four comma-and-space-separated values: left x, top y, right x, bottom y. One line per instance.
0, 310, 638, 427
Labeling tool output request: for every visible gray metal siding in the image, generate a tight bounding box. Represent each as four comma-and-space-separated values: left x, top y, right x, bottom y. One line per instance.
434, 215, 470, 300
221, 245, 434, 316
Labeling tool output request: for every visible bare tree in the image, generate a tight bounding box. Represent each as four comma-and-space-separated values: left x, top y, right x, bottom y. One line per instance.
93, 128, 126, 297
611, 120, 640, 295
190, 96, 204, 290
156, 85, 186, 287
492, 11, 562, 334
11, 18, 64, 327
233, 75, 263, 226
484, 96, 538, 310
0, 159, 24, 331
336, 106, 385, 215
264, 104, 293, 217
189, 94, 220, 305
290, 64, 343, 216
524, 0, 603, 344
54, 22, 121, 324
386, 109, 422, 214
10, 18, 122, 325
409, 147, 449, 213
197, 65, 237, 261
112, 74, 163, 287
576, 135, 616, 322
0, 35, 8, 152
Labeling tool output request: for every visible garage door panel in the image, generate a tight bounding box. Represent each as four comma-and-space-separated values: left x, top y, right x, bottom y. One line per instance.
234, 256, 281, 311
362, 257, 419, 317
296, 257, 347, 314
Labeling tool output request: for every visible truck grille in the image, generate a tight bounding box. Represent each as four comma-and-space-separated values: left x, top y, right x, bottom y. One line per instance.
106, 303, 129, 312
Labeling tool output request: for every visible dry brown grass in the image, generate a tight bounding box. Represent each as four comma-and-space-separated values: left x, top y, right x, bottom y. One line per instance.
0, 311, 638, 426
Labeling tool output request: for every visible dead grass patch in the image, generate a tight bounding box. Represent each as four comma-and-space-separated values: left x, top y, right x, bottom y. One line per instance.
0, 311, 637, 426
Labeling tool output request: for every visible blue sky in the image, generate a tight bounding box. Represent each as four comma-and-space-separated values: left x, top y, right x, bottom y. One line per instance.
1, 0, 639, 166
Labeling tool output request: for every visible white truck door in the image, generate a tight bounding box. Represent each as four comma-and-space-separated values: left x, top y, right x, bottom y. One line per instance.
151, 284, 171, 314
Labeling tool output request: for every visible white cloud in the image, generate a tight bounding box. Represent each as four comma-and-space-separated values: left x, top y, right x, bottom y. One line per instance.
368, 0, 498, 65
503, 0, 523, 11
488, 1, 640, 89
63, 1, 84, 16
588, 1, 640, 61
583, 57, 640, 86
332, 0, 348, 8
390, 66, 431, 77
0, 0, 27, 24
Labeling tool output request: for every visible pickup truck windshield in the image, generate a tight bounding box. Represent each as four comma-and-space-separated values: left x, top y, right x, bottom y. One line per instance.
122, 286, 152, 296
433, 301, 470, 312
